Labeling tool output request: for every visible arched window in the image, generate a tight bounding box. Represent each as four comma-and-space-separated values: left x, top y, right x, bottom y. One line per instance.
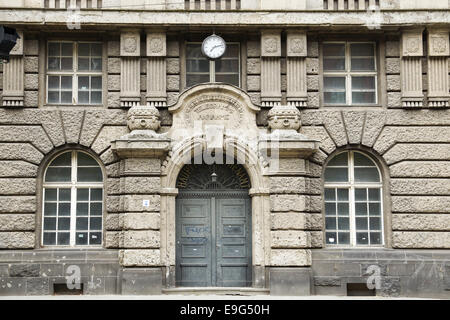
324, 151, 384, 247
42, 151, 104, 246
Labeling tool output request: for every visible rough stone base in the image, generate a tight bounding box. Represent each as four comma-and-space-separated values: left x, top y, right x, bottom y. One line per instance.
121, 268, 162, 295
269, 267, 313, 296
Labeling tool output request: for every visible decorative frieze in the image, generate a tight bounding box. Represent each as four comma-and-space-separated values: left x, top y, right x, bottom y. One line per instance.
146, 32, 167, 107
400, 29, 424, 107
2, 31, 24, 107
261, 30, 282, 106
427, 29, 449, 107
286, 31, 307, 107
120, 31, 141, 107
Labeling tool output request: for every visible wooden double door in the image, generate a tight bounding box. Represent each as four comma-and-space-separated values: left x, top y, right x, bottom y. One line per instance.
175, 191, 252, 287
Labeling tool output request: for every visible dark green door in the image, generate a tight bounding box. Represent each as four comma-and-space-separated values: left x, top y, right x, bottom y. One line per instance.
175, 163, 252, 287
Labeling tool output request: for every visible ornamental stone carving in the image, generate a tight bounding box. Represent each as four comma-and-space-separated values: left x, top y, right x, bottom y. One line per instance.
261, 31, 281, 57
267, 104, 301, 132
287, 32, 307, 57
147, 32, 166, 57
127, 104, 161, 132
428, 30, 449, 56
401, 31, 423, 57
121, 32, 141, 56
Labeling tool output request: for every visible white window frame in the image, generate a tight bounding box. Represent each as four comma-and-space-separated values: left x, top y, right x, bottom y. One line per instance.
324, 151, 384, 248
322, 41, 378, 106
42, 150, 104, 248
46, 41, 103, 105
185, 41, 241, 87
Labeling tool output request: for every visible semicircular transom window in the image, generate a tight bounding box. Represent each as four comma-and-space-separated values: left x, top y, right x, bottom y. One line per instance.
324, 151, 384, 247
42, 151, 103, 246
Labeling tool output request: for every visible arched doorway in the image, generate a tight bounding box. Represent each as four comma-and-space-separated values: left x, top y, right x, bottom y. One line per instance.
175, 162, 252, 287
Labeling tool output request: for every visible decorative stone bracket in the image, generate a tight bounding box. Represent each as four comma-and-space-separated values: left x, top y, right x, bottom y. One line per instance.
2, 30, 24, 107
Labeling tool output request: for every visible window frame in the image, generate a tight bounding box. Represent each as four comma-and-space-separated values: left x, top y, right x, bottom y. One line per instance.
46, 40, 104, 106
41, 150, 105, 248
321, 41, 379, 106
184, 41, 241, 88
323, 151, 385, 248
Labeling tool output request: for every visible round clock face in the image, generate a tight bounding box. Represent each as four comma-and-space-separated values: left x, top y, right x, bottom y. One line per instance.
201, 35, 226, 60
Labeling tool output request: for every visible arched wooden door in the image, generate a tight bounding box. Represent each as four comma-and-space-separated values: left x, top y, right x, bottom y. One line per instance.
175, 163, 252, 287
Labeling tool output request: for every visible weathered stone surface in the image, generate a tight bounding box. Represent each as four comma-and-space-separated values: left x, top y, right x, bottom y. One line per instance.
167, 91, 180, 105
24, 40, 38, 56
108, 92, 121, 108
120, 249, 160, 266
0, 161, 37, 178
270, 249, 311, 266
386, 75, 401, 91
106, 162, 121, 178
108, 74, 120, 91
0, 126, 53, 154
166, 40, 179, 57
314, 277, 341, 286
106, 178, 120, 195
306, 58, 319, 74
0, 214, 35, 231
122, 158, 161, 174
322, 111, 347, 147
390, 179, 450, 195
271, 230, 310, 248
387, 92, 402, 108
374, 127, 450, 155
390, 161, 450, 178
269, 177, 306, 194
60, 110, 85, 144
0, 196, 36, 213
24, 74, 38, 90
121, 230, 160, 248
0, 178, 36, 195
385, 110, 450, 126
166, 58, 180, 74
307, 92, 320, 108
24, 56, 38, 73
247, 75, 261, 91
393, 232, 450, 248
247, 58, 261, 74
392, 196, 450, 213
392, 214, 450, 231
276, 158, 307, 175
121, 176, 160, 194
383, 144, 450, 165
105, 231, 120, 248
310, 231, 323, 248
107, 57, 121, 74
100, 148, 119, 166
123, 195, 160, 212
386, 41, 400, 57
307, 41, 319, 57
271, 212, 307, 230
307, 75, 319, 91
78, 109, 127, 147
342, 111, 365, 145
9, 264, 40, 277
24, 91, 38, 108
105, 214, 120, 231
106, 196, 120, 213
0, 232, 34, 249
386, 58, 400, 74
91, 125, 128, 154
0, 144, 43, 164
306, 213, 323, 230
361, 111, 387, 147
120, 212, 160, 230
247, 40, 260, 57
270, 195, 306, 212
107, 41, 120, 56
166, 75, 179, 91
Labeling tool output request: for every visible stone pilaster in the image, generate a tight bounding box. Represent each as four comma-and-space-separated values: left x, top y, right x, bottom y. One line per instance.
2, 31, 24, 107
286, 31, 308, 107
400, 29, 424, 107
260, 30, 281, 106
120, 31, 141, 107
146, 32, 167, 107
427, 29, 449, 107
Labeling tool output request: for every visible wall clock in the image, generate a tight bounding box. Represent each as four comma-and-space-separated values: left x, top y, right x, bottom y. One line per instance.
201, 34, 226, 59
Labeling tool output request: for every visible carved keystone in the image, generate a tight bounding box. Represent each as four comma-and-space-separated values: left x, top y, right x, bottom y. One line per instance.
127, 104, 161, 132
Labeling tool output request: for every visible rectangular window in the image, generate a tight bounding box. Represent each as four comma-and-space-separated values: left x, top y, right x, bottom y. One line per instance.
47, 41, 103, 105
186, 42, 240, 88
323, 42, 377, 105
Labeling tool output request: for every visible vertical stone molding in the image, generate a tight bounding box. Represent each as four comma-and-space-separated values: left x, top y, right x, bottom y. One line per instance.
146, 32, 167, 107
2, 31, 24, 107
427, 29, 449, 107
261, 30, 281, 106
400, 29, 424, 107
120, 31, 141, 107
286, 31, 307, 107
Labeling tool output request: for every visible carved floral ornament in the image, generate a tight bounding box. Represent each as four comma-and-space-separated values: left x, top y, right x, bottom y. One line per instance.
261, 31, 281, 57
147, 33, 166, 57
287, 32, 307, 57
401, 32, 423, 57
428, 32, 449, 56
127, 104, 161, 132
120, 32, 140, 56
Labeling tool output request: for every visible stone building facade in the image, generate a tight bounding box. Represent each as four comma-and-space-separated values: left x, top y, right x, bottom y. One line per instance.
0, 0, 448, 297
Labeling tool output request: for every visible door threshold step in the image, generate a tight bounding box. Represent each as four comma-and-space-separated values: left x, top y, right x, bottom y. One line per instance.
162, 287, 270, 296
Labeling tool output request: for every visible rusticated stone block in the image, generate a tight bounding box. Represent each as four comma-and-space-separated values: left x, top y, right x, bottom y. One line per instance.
269, 177, 306, 194
270, 249, 311, 266
247, 58, 261, 74
306, 58, 319, 74
383, 144, 450, 165
271, 212, 307, 230
0, 196, 36, 213
122, 158, 161, 174
24, 91, 38, 108
120, 249, 161, 267
167, 40, 179, 57
105, 231, 120, 248
105, 214, 120, 231
24, 57, 38, 73
310, 231, 323, 248
24, 40, 39, 56
276, 158, 307, 174
0, 126, 53, 154
120, 212, 160, 230
387, 75, 401, 91
0, 179, 36, 195
247, 75, 261, 91
108, 74, 121, 91
166, 75, 180, 91
390, 179, 450, 195
120, 176, 160, 194
392, 214, 450, 231
386, 41, 400, 57
322, 111, 347, 147
166, 58, 180, 74
386, 58, 400, 74
91, 125, 128, 154
0, 161, 37, 178
361, 111, 387, 147
307, 41, 319, 57
123, 195, 161, 212
60, 110, 84, 144
108, 57, 121, 74
342, 111, 365, 145
107, 92, 121, 108
270, 195, 306, 212
107, 41, 120, 56
392, 232, 450, 248
121, 230, 160, 248
9, 264, 40, 277
390, 161, 450, 178
247, 40, 260, 57
314, 277, 341, 287
0, 214, 35, 231
391, 196, 450, 213
0, 144, 43, 164
0, 232, 34, 249
307, 92, 320, 108
271, 230, 310, 248
307, 75, 319, 91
